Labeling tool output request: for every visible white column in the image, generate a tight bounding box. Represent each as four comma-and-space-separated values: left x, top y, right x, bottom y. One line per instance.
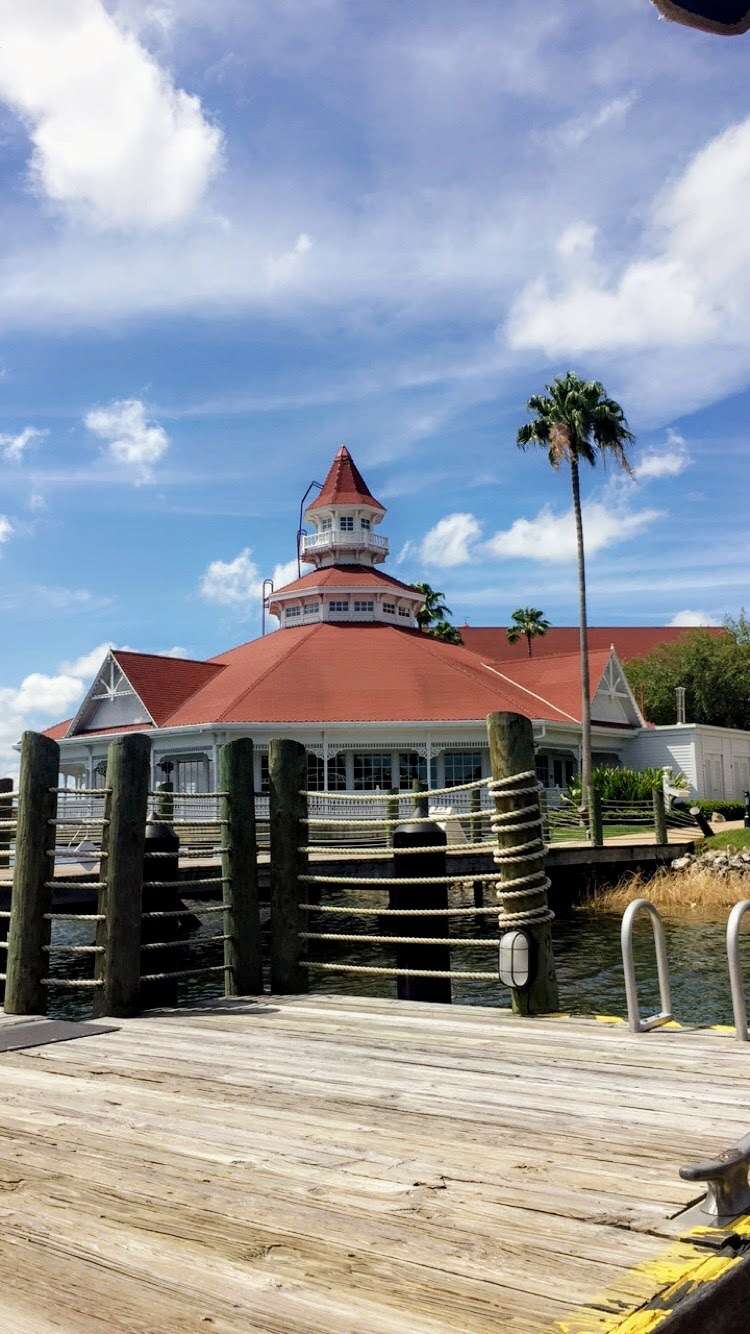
323, 734, 329, 790
426, 736, 433, 789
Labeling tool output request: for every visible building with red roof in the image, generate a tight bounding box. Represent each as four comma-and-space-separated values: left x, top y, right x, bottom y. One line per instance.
45, 446, 749, 801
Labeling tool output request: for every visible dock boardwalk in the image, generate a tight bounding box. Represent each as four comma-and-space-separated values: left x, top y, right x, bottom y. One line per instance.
0, 998, 748, 1332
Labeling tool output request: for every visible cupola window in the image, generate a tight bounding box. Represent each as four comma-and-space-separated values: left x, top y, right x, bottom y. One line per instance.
383, 601, 396, 615
329, 600, 349, 613
353, 600, 374, 613
339, 516, 354, 531
285, 606, 301, 619
398, 606, 411, 618
361, 517, 371, 530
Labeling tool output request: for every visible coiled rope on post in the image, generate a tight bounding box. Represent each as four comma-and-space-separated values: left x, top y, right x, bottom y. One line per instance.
489, 771, 554, 929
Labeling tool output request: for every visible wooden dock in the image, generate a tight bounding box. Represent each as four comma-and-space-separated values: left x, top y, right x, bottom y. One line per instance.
0, 995, 749, 1332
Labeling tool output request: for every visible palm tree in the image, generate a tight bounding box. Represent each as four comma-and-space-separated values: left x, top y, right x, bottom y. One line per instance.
517, 372, 634, 804
430, 620, 463, 645
507, 607, 550, 658
414, 583, 451, 631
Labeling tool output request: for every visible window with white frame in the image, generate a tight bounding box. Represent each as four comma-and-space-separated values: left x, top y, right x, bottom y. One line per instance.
303, 601, 318, 614
285, 605, 301, 618
353, 600, 374, 613
361, 517, 371, 530
444, 751, 482, 787
398, 606, 411, 618
339, 516, 354, 531
383, 601, 396, 615
319, 518, 332, 531
398, 751, 437, 789
353, 752, 392, 790
327, 753, 347, 790
306, 752, 324, 791
329, 600, 349, 613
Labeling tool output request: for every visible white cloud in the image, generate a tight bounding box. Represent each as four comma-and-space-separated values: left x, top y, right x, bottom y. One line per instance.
0, 516, 12, 545
420, 512, 482, 568
486, 502, 662, 564
557, 222, 597, 260
635, 428, 690, 481
156, 644, 188, 657
60, 642, 116, 678
199, 547, 264, 607
396, 540, 416, 567
272, 557, 300, 588
27, 492, 46, 512
669, 610, 721, 627
0, 0, 221, 230
0, 425, 47, 462
509, 117, 750, 360
545, 92, 637, 151
85, 398, 169, 483
0, 669, 85, 773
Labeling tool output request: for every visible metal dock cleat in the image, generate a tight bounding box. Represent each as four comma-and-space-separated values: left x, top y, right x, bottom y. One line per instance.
679, 1133, 750, 1228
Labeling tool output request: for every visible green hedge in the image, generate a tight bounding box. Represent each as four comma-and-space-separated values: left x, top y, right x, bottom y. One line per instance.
588, 766, 684, 802
692, 798, 746, 821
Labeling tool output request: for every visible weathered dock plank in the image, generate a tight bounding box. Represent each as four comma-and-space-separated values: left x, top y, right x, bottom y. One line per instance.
0, 996, 748, 1331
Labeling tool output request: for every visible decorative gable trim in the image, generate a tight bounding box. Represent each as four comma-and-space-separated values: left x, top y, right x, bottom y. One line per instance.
65, 650, 156, 739
591, 649, 645, 729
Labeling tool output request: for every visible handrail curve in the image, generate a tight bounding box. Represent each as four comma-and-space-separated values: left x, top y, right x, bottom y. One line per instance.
621, 898, 673, 1033
727, 900, 750, 1042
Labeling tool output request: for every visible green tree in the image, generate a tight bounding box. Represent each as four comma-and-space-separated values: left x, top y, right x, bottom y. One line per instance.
430, 620, 463, 645
517, 372, 634, 802
625, 628, 750, 732
414, 583, 450, 630
507, 607, 550, 657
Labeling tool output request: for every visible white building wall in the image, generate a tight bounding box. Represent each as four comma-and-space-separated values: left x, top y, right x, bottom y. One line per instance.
623, 725, 750, 798
622, 728, 699, 791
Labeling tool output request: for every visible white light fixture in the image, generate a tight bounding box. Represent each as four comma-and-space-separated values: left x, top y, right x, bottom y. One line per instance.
498, 930, 531, 989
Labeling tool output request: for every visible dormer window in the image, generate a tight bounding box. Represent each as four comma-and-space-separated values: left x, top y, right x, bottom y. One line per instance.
353, 600, 374, 613
285, 606, 301, 619
398, 606, 411, 618
383, 601, 396, 615
339, 516, 354, 531
319, 518, 332, 531
329, 600, 349, 613
361, 518, 371, 530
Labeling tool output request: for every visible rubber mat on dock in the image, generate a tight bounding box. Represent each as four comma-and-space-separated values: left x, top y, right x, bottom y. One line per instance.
0, 1020, 117, 1052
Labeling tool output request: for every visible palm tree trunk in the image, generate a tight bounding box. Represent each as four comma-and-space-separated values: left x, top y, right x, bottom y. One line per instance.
570, 455, 592, 807
526, 632, 532, 657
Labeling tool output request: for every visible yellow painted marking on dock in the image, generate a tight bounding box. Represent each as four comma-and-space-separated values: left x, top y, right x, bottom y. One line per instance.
593, 1014, 626, 1026
710, 1023, 735, 1034
555, 1232, 745, 1333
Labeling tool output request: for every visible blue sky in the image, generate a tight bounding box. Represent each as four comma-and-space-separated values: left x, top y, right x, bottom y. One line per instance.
1, 0, 749, 765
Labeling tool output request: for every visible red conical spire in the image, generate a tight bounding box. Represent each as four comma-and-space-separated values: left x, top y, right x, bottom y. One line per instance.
307, 444, 384, 512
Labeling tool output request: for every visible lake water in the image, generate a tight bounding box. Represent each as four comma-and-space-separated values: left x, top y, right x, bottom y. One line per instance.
44, 889, 750, 1029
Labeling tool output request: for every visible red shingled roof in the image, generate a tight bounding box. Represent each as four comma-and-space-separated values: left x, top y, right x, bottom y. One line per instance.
44, 628, 635, 740
461, 625, 726, 664
307, 446, 384, 513
271, 565, 418, 597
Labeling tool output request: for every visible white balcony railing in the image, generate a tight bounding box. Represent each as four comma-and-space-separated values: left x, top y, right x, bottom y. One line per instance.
300, 530, 389, 556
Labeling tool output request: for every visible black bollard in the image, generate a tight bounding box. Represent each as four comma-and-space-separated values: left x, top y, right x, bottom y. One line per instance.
390, 817, 451, 1004
687, 803, 714, 839
141, 817, 180, 1009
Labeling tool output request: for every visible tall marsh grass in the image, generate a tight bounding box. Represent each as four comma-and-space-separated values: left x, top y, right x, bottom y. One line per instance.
584, 864, 750, 918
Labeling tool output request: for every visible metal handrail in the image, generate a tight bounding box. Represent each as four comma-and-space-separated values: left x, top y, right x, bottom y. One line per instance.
621, 898, 674, 1033
727, 900, 750, 1042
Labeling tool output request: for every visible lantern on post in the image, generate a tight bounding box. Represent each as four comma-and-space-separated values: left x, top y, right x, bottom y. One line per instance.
498, 929, 532, 991
650, 1, 750, 33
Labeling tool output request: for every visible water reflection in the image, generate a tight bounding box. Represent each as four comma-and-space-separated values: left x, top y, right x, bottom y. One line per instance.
44, 890, 750, 1029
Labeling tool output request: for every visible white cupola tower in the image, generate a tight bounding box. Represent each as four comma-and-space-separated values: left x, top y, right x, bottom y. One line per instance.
267, 445, 424, 629
299, 444, 388, 568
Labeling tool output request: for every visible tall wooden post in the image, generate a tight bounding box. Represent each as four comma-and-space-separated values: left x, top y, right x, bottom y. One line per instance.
5, 733, 59, 1015
391, 821, 451, 1003
220, 738, 261, 996
95, 734, 150, 1018
589, 786, 604, 847
487, 712, 558, 1016
653, 785, 668, 846
0, 777, 12, 870
269, 739, 308, 993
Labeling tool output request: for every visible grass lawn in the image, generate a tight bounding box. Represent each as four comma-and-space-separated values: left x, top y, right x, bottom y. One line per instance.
700, 827, 750, 853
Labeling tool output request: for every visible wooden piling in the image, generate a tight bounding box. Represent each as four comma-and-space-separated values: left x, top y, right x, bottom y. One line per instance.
391, 820, 451, 1004
94, 734, 150, 1019
653, 785, 668, 845
4, 732, 59, 1015
220, 738, 262, 996
486, 711, 559, 1017
269, 739, 308, 993
589, 786, 604, 847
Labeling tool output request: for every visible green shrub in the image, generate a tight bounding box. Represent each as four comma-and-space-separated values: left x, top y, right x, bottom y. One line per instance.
567, 766, 686, 804
692, 798, 746, 821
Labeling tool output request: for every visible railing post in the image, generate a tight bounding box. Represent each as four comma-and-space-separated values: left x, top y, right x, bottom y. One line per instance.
589, 786, 604, 847
486, 711, 558, 1017
153, 780, 174, 822
269, 739, 308, 993
220, 738, 262, 996
653, 785, 668, 845
0, 777, 12, 870
391, 818, 451, 1004
4, 733, 59, 1015
386, 788, 399, 849
94, 734, 150, 1018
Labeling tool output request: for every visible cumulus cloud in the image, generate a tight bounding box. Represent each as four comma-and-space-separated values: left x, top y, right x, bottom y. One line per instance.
0, 516, 12, 545
486, 502, 662, 564
420, 513, 481, 567
509, 118, 750, 359
669, 610, 721, 627
85, 398, 169, 483
199, 547, 264, 607
0, 0, 222, 229
634, 428, 690, 481
0, 425, 47, 462
0, 671, 84, 772
60, 642, 116, 678
544, 92, 637, 152
272, 558, 300, 588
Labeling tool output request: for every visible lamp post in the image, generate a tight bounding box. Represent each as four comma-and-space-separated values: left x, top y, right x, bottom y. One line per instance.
261, 578, 274, 636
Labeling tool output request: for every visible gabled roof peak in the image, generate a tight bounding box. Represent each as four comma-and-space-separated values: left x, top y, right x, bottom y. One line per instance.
307, 444, 385, 513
